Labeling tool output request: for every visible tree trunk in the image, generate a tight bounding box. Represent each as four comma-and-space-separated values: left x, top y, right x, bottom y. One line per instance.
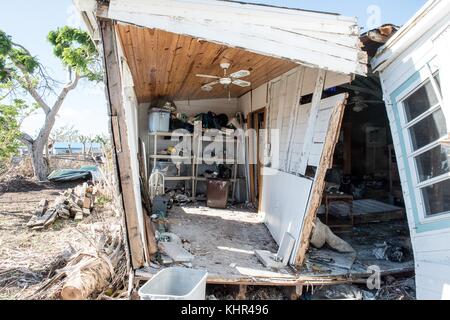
31, 140, 48, 181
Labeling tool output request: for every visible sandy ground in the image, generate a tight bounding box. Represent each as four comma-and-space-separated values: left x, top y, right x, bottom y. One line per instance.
0, 177, 119, 300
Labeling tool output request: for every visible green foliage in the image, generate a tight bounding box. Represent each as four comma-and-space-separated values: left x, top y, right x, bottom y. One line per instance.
92, 133, 110, 146
48, 27, 101, 81
0, 100, 29, 166
0, 30, 39, 81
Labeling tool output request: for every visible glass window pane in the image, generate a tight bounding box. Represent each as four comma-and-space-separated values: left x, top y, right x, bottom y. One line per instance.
415, 145, 450, 182
421, 179, 450, 216
409, 108, 447, 151
404, 81, 439, 122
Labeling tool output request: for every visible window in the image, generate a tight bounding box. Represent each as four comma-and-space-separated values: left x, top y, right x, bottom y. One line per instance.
401, 68, 449, 218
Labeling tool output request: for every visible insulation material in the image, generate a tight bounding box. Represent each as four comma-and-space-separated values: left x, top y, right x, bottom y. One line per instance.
310, 218, 355, 253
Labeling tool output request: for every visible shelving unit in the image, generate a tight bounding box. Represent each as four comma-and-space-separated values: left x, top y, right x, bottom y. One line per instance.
192, 124, 241, 202
147, 123, 244, 202
148, 131, 195, 192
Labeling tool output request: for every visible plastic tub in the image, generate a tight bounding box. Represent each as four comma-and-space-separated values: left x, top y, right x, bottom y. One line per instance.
149, 108, 170, 132
138, 267, 208, 300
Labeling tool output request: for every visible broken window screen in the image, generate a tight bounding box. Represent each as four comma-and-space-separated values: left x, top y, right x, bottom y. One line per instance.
408, 109, 447, 151
415, 145, 450, 182
421, 179, 450, 216
403, 80, 439, 122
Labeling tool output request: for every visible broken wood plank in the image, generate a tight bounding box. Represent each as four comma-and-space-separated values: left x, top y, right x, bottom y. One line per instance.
101, 19, 145, 269
295, 94, 348, 266
34, 199, 49, 217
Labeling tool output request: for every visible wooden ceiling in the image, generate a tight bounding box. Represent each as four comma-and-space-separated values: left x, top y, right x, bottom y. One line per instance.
117, 24, 298, 103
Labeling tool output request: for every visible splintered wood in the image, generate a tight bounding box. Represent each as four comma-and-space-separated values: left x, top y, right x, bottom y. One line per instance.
27, 183, 97, 230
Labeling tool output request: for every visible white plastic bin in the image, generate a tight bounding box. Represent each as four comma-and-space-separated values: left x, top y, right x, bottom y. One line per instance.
138, 267, 208, 300
149, 108, 170, 132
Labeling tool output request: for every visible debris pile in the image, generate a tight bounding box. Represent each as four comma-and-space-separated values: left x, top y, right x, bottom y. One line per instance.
27, 183, 97, 230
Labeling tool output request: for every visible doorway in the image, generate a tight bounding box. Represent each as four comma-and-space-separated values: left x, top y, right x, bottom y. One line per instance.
248, 108, 267, 209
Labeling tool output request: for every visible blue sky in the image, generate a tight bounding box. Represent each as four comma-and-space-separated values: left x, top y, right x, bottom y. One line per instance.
0, 0, 427, 137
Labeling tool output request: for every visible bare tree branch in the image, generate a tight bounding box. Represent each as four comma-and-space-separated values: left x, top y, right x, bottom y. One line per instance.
19, 132, 34, 147
16, 64, 51, 115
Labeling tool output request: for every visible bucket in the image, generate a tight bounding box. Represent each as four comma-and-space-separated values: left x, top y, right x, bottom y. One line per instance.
138, 267, 208, 300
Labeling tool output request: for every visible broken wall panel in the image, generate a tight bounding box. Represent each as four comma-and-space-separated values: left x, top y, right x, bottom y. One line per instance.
261, 167, 313, 263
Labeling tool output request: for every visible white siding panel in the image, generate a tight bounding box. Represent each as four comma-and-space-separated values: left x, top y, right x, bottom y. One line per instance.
252, 84, 268, 111
261, 167, 313, 263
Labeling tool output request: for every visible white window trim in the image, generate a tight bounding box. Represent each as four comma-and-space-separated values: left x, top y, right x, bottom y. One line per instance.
396, 63, 449, 223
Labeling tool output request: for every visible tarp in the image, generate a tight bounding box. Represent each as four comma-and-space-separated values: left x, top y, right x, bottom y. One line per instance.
47, 166, 100, 182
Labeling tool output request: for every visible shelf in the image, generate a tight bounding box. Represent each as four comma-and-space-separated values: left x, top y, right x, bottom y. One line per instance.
195, 177, 240, 182
149, 131, 193, 137
150, 155, 193, 160
200, 136, 237, 143
164, 176, 193, 181
196, 158, 236, 164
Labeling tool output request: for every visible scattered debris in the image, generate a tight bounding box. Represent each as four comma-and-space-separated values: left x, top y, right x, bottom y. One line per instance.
159, 242, 194, 263
26, 183, 97, 230
310, 218, 355, 253
28, 227, 126, 300
373, 242, 410, 263
255, 250, 285, 269
306, 284, 365, 300
376, 277, 416, 300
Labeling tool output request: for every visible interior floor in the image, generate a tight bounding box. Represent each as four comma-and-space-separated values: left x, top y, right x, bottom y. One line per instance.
167, 204, 296, 283
158, 204, 414, 285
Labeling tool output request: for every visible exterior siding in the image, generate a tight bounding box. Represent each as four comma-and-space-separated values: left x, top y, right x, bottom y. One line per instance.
375, 0, 450, 299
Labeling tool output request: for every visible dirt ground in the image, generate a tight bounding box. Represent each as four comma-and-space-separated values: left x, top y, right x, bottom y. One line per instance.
0, 176, 120, 300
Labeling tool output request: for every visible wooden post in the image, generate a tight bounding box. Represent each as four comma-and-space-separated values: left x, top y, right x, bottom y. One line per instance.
100, 19, 146, 269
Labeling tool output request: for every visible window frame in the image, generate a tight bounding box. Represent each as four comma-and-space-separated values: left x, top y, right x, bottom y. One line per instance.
397, 62, 449, 222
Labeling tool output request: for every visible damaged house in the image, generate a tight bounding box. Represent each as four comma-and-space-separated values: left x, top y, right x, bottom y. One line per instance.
73, 0, 428, 298
373, 0, 450, 300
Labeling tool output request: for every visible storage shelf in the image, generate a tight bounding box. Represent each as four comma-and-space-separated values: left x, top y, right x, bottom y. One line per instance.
200, 136, 236, 143
150, 155, 193, 160
197, 158, 236, 164
164, 176, 194, 181
195, 177, 240, 182
149, 131, 193, 137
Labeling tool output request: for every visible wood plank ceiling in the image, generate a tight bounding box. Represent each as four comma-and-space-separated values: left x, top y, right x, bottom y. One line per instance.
117, 24, 298, 103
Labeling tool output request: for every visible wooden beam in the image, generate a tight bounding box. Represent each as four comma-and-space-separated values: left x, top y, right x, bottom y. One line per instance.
298, 70, 326, 175
295, 94, 349, 266
100, 19, 146, 269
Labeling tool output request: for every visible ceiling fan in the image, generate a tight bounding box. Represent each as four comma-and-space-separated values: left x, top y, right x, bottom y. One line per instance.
196, 59, 251, 96
347, 92, 385, 112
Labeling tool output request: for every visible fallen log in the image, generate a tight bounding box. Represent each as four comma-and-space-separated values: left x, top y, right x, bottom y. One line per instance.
60, 253, 113, 300
60, 236, 123, 300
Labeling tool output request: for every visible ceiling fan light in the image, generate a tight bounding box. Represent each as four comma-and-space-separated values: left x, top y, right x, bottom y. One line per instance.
219, 78, 232, 85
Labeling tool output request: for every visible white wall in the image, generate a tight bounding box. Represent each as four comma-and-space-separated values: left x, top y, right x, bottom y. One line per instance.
239, 65, 351, 264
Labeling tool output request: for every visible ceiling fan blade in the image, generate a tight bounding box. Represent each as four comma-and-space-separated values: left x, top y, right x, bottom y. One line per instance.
196, 74, 220, 79
201, 81, 219, 92
230, 70, 251, 79
232, 79, 251, 87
